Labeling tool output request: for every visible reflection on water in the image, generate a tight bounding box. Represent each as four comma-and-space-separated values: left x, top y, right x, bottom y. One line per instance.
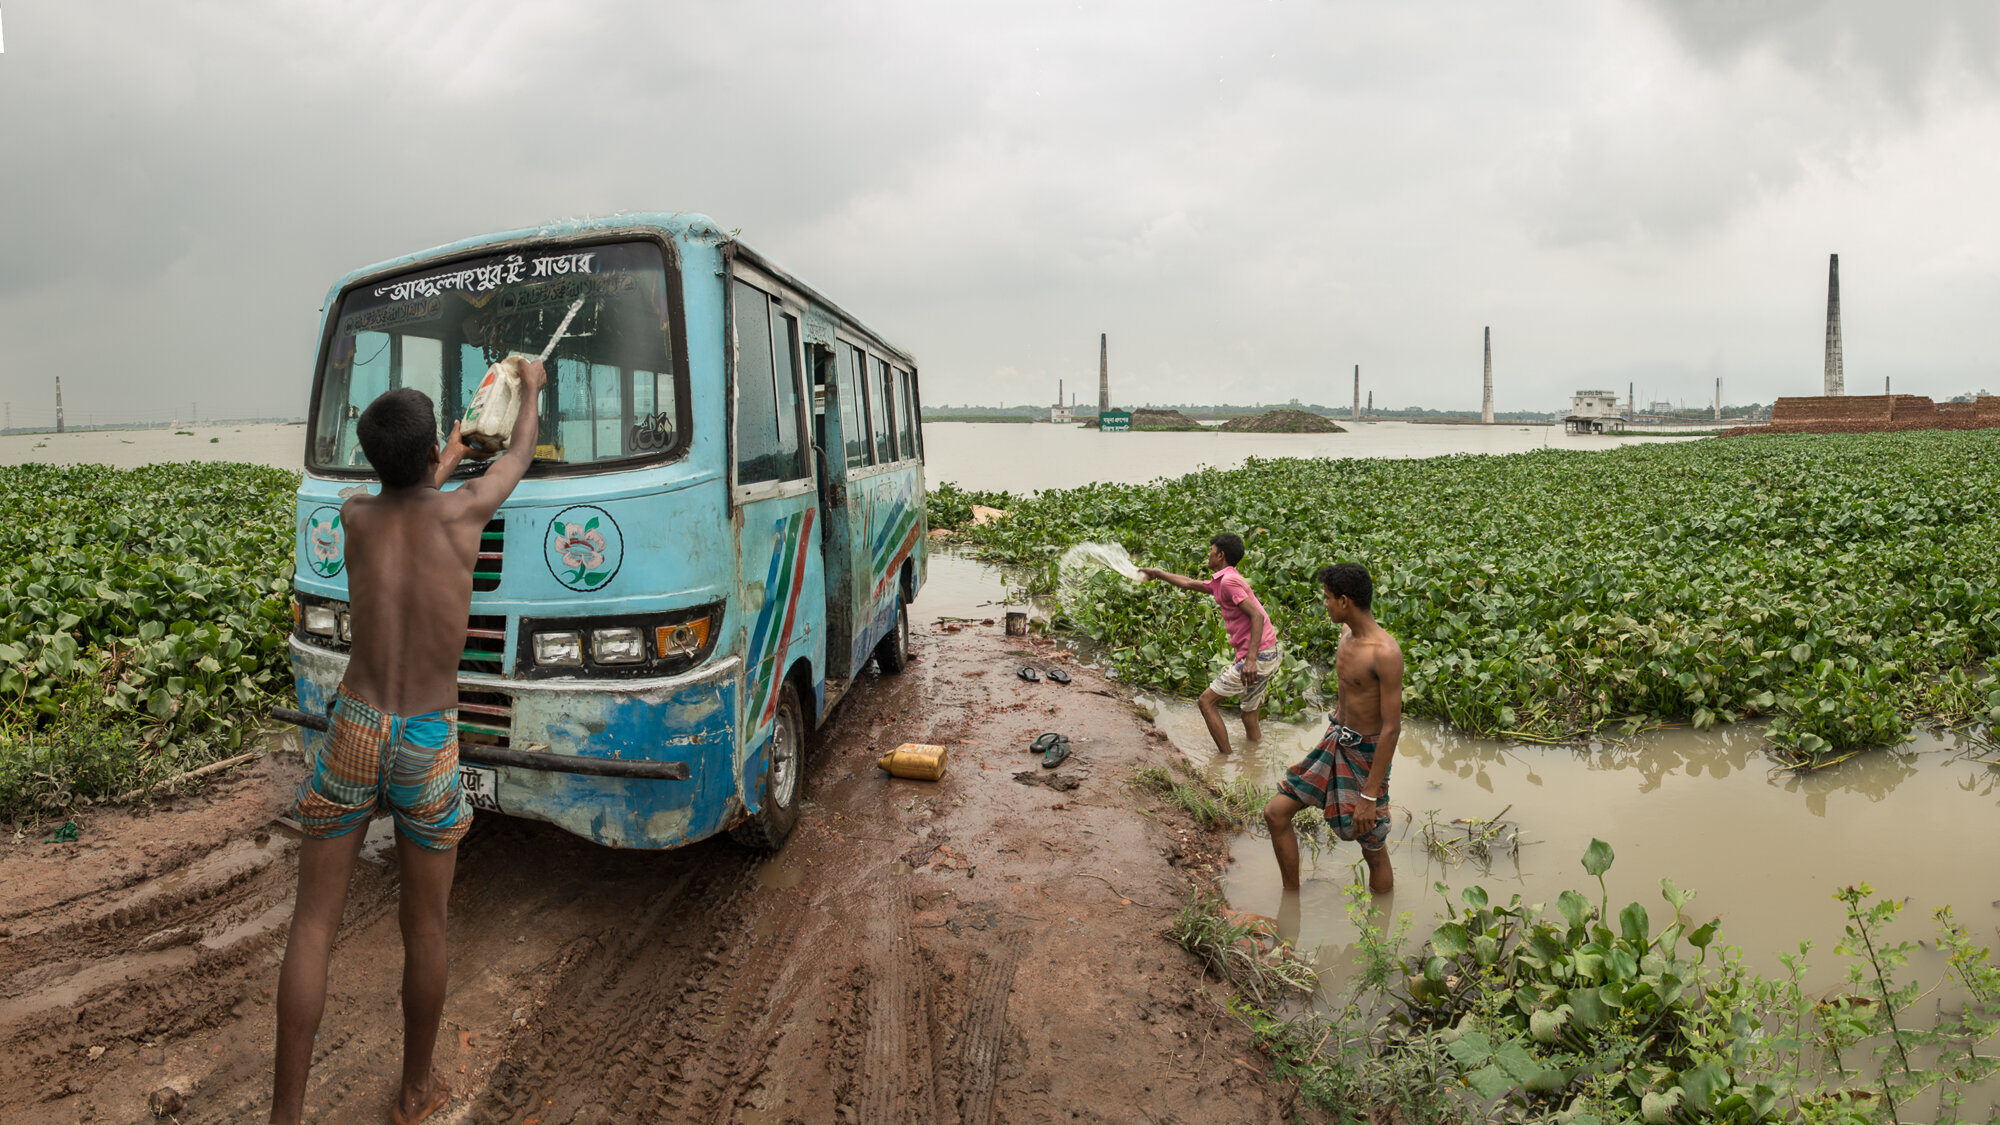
1133, 696, 2000, 994
909, 549, 1026, 622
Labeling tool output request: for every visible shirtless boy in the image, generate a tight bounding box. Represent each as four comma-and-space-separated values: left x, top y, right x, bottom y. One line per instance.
1264, 562, 1403, 894
1138, 532, 1280, 756
270, 362, 544, 1125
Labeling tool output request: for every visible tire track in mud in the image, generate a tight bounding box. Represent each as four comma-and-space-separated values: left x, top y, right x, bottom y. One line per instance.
0, 831, 319, 1112
857, 889, 938, 1125
954, 943, 1021, 1125
472, 849, 791, 1124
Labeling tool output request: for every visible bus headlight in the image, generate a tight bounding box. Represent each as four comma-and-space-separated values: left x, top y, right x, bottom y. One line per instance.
655, 618, 711, 658
591, 627, 646, 665
303, 605, 340, 636
533, 631, 583, 666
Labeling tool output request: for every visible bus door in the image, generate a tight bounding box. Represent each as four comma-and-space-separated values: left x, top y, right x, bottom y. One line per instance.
833, 339, 893, 672
806, 330, 859, 689
729, 274, 822, 812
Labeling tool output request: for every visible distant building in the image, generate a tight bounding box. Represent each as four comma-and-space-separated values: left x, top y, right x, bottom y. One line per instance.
1050, 404, 1074, 423
1648, 400, 1674, 415
1565, 389, 1625, 434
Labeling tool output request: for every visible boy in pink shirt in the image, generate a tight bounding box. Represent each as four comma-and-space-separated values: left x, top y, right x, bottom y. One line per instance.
1138, 532, 1280, 755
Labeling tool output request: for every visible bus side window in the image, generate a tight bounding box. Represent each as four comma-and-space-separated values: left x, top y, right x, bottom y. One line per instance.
733, 279, 800, 486
771, 310, 807, 480
870, 356, 894, 463
895, 367, 917, 461
842, 344, 870, 468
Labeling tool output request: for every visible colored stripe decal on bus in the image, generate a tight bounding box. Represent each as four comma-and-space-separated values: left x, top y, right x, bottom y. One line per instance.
872, 521, 923, 603
870, 498, 919, 577
745, 508, 814, 737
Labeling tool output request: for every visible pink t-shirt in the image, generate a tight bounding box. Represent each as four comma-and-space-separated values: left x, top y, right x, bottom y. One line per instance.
1208, 566, 1278, 662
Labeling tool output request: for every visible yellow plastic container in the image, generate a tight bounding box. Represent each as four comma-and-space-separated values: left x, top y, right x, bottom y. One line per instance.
877, 742, 948, 781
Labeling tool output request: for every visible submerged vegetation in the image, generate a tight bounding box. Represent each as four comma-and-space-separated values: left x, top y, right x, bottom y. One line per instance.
0, 463, 298, 819
949, 431, 2000, 762
1234, 843, 2000, 1124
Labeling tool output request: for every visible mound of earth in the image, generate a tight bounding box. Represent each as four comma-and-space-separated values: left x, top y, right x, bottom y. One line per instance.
1219, 409, 1346, 434
1129, 408, 1205, 431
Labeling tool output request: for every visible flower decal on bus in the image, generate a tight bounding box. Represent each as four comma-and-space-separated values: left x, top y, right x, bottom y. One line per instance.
305, 506, 345, 578
545, 505, 622, 591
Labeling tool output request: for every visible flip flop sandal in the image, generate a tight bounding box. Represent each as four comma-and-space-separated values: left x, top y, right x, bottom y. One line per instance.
1041, 736, 1072, 769
1017, 666, 1040, 682
1046, 667, 1072, 684
1030, 732, 1062, 755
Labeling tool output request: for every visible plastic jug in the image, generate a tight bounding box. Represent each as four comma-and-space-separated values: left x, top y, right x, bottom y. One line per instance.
876, 743, 948, 781
461, 356, 527, 455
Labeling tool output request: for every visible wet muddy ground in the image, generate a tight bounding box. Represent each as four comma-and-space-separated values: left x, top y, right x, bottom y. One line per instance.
0, 625, 1320, 1125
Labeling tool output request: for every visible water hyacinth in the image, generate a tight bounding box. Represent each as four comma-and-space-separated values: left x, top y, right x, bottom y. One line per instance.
953, 431, 2000, 761
0, 462, 299, 815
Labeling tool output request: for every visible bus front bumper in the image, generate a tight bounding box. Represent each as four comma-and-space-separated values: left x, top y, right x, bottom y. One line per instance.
289, 638, 743, 850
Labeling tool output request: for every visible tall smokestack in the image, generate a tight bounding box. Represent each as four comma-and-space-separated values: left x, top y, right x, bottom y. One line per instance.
1366, 390, 1373, 416
1352, 365, 1360, 423
55, 377, 65, 434
1481, 327, 1494, 424
1098, 333, 1109, 412
1628, 382, 1634, 420
1824, 253, 1844, 396
1714, 377, 1721, 421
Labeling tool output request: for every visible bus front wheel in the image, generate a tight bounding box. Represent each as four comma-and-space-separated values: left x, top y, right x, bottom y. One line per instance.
874, 602, 911, 674
730, 682, 804, 850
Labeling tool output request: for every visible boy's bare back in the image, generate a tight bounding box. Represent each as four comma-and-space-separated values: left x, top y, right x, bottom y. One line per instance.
339, 488, 491, 717
340, 360, 545, 718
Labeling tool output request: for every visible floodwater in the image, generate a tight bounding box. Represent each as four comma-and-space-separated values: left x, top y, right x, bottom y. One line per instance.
0, 422, 304, 470
922, 419, 1708, 493
921, 551, 2000, 996
0, 418, 1704, 481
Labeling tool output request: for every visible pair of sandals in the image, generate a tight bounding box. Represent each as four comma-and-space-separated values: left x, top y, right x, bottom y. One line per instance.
1029, 732, 1072, 768
1017, 666, 1071, 684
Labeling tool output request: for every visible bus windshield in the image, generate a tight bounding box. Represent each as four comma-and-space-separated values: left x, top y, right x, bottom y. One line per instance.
309, 240, 684, 473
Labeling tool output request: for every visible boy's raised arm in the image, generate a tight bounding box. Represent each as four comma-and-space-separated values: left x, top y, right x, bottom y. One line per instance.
456, 359, 547, 520
1137, 567, 1206, 592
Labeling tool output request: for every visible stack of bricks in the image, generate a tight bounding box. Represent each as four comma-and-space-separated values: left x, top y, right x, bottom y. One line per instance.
1723, 394, 2000, 437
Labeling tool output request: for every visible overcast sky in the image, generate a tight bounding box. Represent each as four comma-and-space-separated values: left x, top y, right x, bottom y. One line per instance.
2, 1, 1997, 424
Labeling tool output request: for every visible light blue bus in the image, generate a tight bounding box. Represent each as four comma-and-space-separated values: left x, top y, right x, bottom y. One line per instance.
290, 215, 927, 849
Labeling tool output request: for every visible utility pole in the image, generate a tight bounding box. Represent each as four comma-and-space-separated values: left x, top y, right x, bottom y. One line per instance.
1481, 328, 1494, 424
1824, 253, 1844, 396
1098, 334, 1109, 413
1352, 365, 1360, 423
55, 377, 65, 433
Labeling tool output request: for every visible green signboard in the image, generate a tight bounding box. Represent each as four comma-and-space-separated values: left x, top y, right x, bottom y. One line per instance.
1098, 409, 1131, 432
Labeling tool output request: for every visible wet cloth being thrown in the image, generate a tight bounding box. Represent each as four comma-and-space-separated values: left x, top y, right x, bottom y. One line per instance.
1277, 721, 1392, 852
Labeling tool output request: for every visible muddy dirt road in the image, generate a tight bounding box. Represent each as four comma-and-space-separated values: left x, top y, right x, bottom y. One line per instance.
2, 628, 1315, 1124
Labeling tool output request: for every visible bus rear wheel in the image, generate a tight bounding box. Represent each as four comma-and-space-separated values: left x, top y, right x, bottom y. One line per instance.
874, 601, 911, 674
730, 683, 804, 850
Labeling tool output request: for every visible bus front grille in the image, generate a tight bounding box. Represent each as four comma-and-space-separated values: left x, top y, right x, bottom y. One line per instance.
461, 614, 508, 676
473, 519, 504, 592
457, 689, 512, 749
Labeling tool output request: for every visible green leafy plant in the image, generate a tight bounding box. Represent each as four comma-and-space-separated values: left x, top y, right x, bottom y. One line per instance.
0, 462, 299, 819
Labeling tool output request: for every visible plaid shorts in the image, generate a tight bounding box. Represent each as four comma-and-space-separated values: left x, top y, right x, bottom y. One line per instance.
1276, 721, 1391, 852
293, 684, 470, 852
1208, 646, 1281, 711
